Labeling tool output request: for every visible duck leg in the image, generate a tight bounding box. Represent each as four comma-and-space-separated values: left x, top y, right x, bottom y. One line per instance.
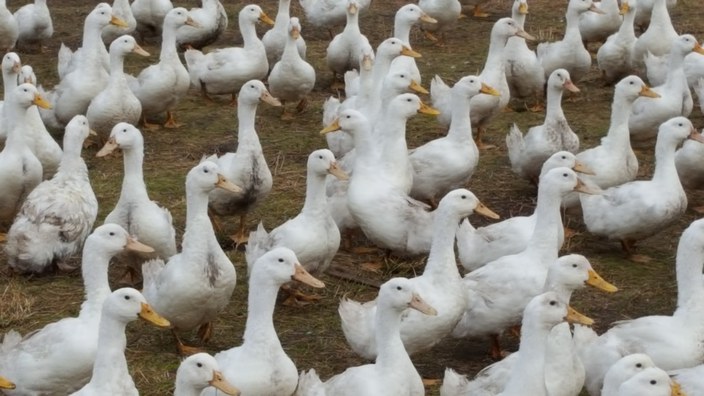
489, 334, 508, 360
163, 111, 182, 129
141, 114, 160, 130
230, 214, 249, 246
200, 82, 215, 103
281, 283, 322, 306
229, 93, 238, 107
280, 101, 295, 120
474, 126, 496, 150
472, 4, 490, 17
172, 329, 202, 356
421, 28, 439, 44
621, 239, 652, 263
296, 97, 308, 113
0, 232, 5, 242
197, 322, 213, 343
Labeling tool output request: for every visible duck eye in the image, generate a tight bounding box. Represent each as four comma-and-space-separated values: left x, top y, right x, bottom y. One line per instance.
679, 123, 683, 127
203, 168, 209, 173
561, 155, 566, 159
549, 300, 557, 306
650, 380, 656, 385
407, 98, 411, 102
109, 232, 115, 236
197, 362, 203, 368
396, 286, 402, 290
278, 258, 284, 262
636, 363, 643, 368
318, 155, 323, 159
124, 295, 130, 300
461, 195, 466, 199
572, 263, 577, 268
346, 115, 351, 119
563, 173, 568, 177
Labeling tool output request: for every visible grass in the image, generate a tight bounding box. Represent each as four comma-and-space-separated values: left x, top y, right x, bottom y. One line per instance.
1, 0, 704, 395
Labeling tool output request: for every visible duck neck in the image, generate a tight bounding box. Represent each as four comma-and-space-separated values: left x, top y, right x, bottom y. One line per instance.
664, 49, 686, 88
394, 17, 413, 45
183, 188, 213, 249
242, 276, 282, 346
543, 274, 575, 302
604, 92, 636, 148
503, 318, 552, 394
108, 50, 126, 85
90, 314, 130, 387
301, 170, 327, 216
240, 18, 260, 51
281, 32, 300, 62
512, 9, 526, 29
83, 19, 104, 56
650, 0, 672, 28
485, 32, 509, 72
619, 9, 637, 40
424, 208, 461, 279
57, 135, 87, 174
525, 184, 562, 258
160, 19, 180, 62
651, 136, 679, 183
446, 91, 474, 142
236, 100, 261, 147
174, 380, 202, 396
79, 244, 113, 318
343, 10, 361, 36
2, 69, 17, 101
375, 304, 412, 369
275, 0, 291, 27
564, 8, 583, 43
545, 84, 566, 121
3, 103, 29, 148
675, 231, 704, 308
120, 144, 150, 203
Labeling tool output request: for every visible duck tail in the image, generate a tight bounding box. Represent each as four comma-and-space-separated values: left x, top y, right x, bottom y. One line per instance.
37, 85, 62, 130
439, 368, 470, 396
506, 123, 525, 171
338, 297, 377, 360
0, 330, 22, 354
430, 75, 452, 126
245, 222, 269, 275
322, 96, 340, 128
296, 369, 326, 396
141, 259, 166, 302
57, 42, 73, 80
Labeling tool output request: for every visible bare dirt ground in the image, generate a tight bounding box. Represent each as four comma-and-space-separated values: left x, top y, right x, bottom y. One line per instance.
2, 0, 704, 395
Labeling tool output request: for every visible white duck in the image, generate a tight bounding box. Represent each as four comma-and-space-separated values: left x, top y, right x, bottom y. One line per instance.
201, 248, 324, 396
206, 80, 280, 244
142, 161, 240, 354
457, 151, 591, 272
579, 0, 621, 44
269, 17, 316, 119
581, 117, 703, 261
675, 129, 704, 192
504, 0, 545, 111
339, 189, 498, 360
97, 123, 177, 278
441, 255, 615, 395
185, 5, 273, 103
417, 0, 461, 44
631, 0, 678, 68
296, 277, 437, 396
507, 69, 581, 183
175, 353, 239, 396
53, 4, 129, 126
13, 0, 52, 52
409, 76, 499, 204
346, 94, 442, 255
128, 7, 195, 129
597, 0, 638, 83
578, 217, 704, 395
131, 0, 173, 41
298, 0, 372, 29
391, 4, 436, 84
634, 0, 676, 27
670, 364, 704, 395
262, 0, 306, 67
601, 354, 658, 396
70, 288, 170, 396
629, 35, 703, 141
0, 84, 48, 228
86, 34, 149, 138
537, 0, 604, 82
175, 0, 227, 50
0, 0, 17, 52
18, 64, 36, 85
0, 224, 154, 395
432, 18, 534, 148
5, 115, 97, 274
452, 168, 596, 358
0, 51, 20, 141
618, 368, 682, 396
562, 75, 659, 209
325, 0, 370, 85
246, 149, 346, 280
102, 0, 136, 44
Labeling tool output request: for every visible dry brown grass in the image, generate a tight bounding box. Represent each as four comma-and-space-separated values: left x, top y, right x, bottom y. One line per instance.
1, 0, 704, 395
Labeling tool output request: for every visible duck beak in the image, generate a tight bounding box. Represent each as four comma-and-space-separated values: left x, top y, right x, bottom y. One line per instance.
475, 202, 500, 220
639, 85, 660, 98
209, 371, 240, 396
574, 178, 601, 194
689, 128, 704, 144
291, 27, 301, 39
480, 82, 501, 97
327, 161, 349, 180
518, 2, 528, 14
125, 236, 155, 254
361, 54, 373, 71
138, 302, 171, 328
619, 1, 630, 15
587, 269, 618, 292
185, 16, 200, 28
693, 42, 704, 56
400, 45, 422, 58
348, 2, 358, 14
572, 161, 595, 175
110, 15, 129, 27
565, 306, 594, 326
260, 90, 282, 106
259, 12, 274, 25
215, 174, 243, 193
671, 381, 685, 396
11, 61, 21, 74
409, 293, 437, 316
408, 80, 429, 95
320, 119, 341, 134
96, 137, 119, 157
32, 93, 52, 109
89, 129, 98, 136
132, 43, 150, 57
0, 376, 15, 390
563, 79, 580, 93
515, 29, 536, 41
588, 3, 606, 14
291, 263, 325, 288
420, 13, 437, 23
418, 101, 440, 115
